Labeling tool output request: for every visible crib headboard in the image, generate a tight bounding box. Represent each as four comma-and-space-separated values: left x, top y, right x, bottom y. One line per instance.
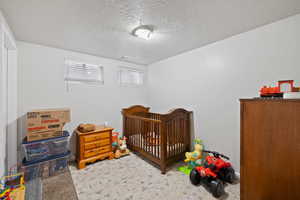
122, 105, 150, 115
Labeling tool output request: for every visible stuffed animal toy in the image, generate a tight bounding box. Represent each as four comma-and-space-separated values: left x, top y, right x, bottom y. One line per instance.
114, 136, 130, 159
184, 139, 203, 166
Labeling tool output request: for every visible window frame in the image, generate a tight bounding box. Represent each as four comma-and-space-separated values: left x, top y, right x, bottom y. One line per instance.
64, 60, 104, 85
118, 67, 145, 87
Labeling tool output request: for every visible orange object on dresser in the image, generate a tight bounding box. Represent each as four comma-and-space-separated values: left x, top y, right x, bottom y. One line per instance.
76, 125, 114, 169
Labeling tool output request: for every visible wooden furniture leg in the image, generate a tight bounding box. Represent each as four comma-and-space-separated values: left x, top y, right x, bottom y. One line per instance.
78, 161, 85, 169
160, 164, 166, 174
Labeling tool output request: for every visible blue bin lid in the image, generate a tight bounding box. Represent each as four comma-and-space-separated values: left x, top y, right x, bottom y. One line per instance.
22, 151, 71, 166
22, 131, 70, 144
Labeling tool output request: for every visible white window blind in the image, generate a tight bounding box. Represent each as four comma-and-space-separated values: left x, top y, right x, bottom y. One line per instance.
119, 67, 144, 86
65, 60, 104, 84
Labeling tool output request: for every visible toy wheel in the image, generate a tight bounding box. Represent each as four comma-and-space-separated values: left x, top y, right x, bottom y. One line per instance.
220, 167, 235, 183
210, 179, 225, 198
189, 168, 201, 185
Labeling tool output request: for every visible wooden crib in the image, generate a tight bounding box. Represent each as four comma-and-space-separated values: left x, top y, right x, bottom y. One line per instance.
122, 105, 192, 174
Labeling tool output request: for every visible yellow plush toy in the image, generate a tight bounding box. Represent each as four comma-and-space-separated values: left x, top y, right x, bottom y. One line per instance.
184, 139, 203, 163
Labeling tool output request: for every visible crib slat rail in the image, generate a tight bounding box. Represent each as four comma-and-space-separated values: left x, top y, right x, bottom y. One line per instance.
126, 114, 161, 123
122, 105, 191, 174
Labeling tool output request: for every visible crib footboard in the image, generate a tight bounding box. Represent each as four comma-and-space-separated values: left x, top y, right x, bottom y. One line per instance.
160, 109, 191, 173
122, 105, 191, 174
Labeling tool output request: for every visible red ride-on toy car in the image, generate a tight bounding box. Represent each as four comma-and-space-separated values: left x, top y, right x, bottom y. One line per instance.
190, 150, 235, 198
203, 150, 235, 183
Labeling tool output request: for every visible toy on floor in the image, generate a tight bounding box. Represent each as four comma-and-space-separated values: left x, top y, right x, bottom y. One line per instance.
260, 80, 300, 98
112, 132, 119, 147
0, 188, 12, 200
112, 132, 119, 152
184, 139, 203, 168
178, 139, 204, 175
114, 136, 130, 159
0, 173, 25, 200
189, 150, 235, 198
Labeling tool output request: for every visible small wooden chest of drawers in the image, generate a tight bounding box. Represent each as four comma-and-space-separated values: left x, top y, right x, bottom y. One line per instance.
76, 126, 114, 169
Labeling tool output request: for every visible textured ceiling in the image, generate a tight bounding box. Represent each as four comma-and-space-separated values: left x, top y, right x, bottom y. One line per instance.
1, 0, 300, 65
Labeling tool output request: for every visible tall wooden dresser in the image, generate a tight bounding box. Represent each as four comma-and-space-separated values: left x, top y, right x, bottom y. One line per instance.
76, 126, 114, 169
240, 99, 300, 200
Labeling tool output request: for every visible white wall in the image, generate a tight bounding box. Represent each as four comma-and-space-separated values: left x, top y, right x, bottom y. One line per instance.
0, 10, 17, 177
7, 49, 18, 170
17, 42, 148, 156
148, 14, 300, 171
0, 30, 6, 177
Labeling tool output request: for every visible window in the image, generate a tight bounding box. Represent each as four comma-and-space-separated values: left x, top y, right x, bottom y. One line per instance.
65, 60, 104, 84
119, 67, 144, 86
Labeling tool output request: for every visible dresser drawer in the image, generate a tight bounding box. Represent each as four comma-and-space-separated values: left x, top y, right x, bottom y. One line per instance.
84, 146, 111, 158
84, 139, 110, 150
83, 132, 110, 143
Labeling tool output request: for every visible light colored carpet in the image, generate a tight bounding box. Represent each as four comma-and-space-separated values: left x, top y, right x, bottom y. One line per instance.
69, 154, 240, 200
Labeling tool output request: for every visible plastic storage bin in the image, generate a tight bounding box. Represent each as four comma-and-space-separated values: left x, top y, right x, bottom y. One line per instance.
49, 155, 69, 176
22, 131, 69, 162
21, 151, 70, 181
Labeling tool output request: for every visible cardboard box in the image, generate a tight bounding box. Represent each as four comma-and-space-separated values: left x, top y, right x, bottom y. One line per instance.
27, 108, 70, 134
27, 122, 65, 134
27, 130, 64, 142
